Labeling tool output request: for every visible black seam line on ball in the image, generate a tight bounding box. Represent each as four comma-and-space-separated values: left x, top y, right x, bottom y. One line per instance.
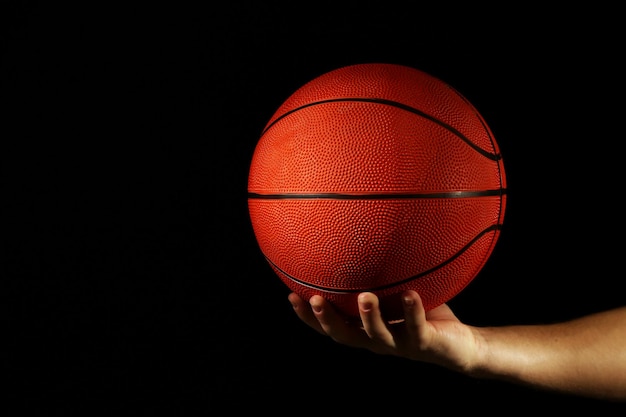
264, 224, 501, 294
260, 98, 502, 161
248, 189, 507, 200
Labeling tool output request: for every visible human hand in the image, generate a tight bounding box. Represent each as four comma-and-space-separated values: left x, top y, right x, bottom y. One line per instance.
288, 290, 482, 373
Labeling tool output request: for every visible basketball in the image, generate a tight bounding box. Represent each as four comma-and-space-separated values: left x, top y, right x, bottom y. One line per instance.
247, 63, 507, 322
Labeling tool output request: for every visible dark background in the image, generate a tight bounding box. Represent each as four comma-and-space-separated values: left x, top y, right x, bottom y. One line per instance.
3, 2, 625, 413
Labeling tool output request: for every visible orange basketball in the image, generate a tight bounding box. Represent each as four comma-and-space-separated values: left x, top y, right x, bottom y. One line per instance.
247, 63, 506, 322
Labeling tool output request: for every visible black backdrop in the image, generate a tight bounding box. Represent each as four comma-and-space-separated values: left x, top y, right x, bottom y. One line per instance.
4, 2, 625, 413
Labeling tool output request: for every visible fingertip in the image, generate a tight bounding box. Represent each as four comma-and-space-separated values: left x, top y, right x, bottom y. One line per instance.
402, 290, 425, 324
309, 294, 324, 313
288, 292, 301, 309
402, 290, 419, 307
357, 292, 376, 302
358, 292, 376, 313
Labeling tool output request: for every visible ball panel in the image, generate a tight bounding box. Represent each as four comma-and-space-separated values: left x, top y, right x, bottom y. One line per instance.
264, 63, 499, 156
249, 102, 503, 195
270, 228, 500, 321
249, 197, 502, 289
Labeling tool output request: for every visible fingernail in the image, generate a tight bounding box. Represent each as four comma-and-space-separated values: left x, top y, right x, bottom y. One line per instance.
358, 295, 372, 312
360, 302, 372, 312
311, 304, 322, 313
403, 295, 414, 306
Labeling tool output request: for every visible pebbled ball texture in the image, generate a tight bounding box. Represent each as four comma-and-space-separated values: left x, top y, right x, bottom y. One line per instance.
248, 63, 506, 322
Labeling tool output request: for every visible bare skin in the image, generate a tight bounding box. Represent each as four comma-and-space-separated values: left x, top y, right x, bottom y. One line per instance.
289, 290, 626, 402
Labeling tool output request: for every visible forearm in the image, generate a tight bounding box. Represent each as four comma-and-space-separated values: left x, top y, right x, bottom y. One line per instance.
469, 307, 626, 401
